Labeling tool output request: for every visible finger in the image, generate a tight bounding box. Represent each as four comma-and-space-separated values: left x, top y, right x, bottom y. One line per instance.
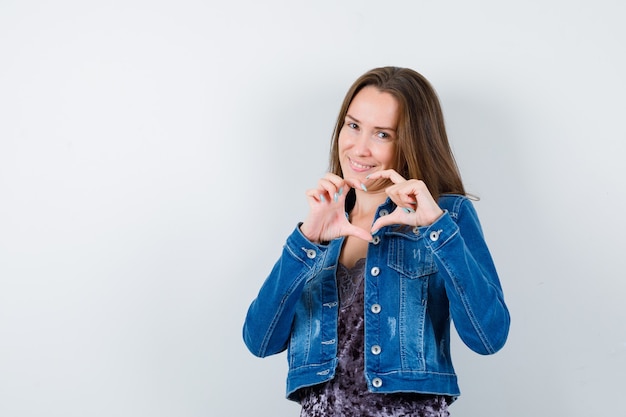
386, 179, 431, 207
343, 176, 369, 192
344, 223, 373, 242
323, 172, 347, 187
308, 175, 351, 204
316, 178, 343, 202
371, 208, 416, 233
324, 175, 352, 202
305, 186, 338, 204
305, 188, 327, 203
375, 184, 411, 212
371, 215, 395, 234
385, 185, 418, 208
403, 194, 418, 205
365, 169, 407, 185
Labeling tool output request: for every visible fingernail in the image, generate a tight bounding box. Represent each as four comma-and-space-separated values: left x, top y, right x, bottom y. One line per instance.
360, 183, 368, 192
320, 194, 326, 202
333, 192, 339, 202
365, 174, 371, 179
338, 187, 344, 196
403, 207, 415, 214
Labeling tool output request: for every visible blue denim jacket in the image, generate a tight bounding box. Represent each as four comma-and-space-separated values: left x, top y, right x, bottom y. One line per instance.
243, 194, 510, 402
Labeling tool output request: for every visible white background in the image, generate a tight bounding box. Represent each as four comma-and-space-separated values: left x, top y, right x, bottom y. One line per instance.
1, 1, 625, 416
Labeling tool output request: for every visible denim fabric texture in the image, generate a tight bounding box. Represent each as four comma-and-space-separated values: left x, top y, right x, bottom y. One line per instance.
243, 194, 510, 402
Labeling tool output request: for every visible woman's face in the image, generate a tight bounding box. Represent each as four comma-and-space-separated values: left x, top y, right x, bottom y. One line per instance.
338, 86, 399, 185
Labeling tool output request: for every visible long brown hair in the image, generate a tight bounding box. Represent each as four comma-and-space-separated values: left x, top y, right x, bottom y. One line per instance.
329, 66, 465, 201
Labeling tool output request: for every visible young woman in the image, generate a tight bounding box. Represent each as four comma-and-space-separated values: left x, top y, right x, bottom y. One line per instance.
243, 66, 510, 416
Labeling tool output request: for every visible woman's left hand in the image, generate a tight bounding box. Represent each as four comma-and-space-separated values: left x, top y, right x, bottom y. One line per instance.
367, 169, 444, 233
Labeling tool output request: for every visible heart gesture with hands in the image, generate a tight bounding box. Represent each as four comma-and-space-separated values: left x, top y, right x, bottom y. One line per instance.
300, 170, 444, 244
368, 169, 444, 233
300, 173, 373, 244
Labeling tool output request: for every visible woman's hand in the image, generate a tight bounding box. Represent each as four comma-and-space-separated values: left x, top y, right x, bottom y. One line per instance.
367, 169, 444, 233
300, 173, 373, 243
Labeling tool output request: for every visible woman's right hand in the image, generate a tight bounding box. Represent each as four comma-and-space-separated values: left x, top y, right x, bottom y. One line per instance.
300, 173, 373, 244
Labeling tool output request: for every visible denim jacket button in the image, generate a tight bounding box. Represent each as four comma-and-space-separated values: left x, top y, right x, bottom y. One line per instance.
372, 377, 383, 388
371, 236, 381, 245
306, 249, 316, 259
379, 209, 389, 216
371, 345, 381, 355
429, 230, 441, 242
370, 267, 380, 277
371, 304, 381, 314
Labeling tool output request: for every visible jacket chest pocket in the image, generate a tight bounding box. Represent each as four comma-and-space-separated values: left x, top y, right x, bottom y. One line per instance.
386, 233, 437, 279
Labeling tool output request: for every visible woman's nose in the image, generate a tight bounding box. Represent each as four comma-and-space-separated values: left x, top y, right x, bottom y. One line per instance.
353, 132, 370, 156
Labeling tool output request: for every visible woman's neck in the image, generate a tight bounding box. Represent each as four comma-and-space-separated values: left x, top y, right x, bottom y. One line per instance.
349, 189, 388, 221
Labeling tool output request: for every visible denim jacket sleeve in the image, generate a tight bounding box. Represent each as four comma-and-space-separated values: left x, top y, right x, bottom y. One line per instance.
242, 225, 328, 358
423, 197, 510, 354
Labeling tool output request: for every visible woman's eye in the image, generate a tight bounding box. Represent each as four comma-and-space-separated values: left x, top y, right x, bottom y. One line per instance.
376, 132, 390, 139
348, 122, 358, 129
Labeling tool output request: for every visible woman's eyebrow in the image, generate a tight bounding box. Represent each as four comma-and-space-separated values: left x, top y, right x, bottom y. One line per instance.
345, 114, 360, 123
346, 114, 396, 132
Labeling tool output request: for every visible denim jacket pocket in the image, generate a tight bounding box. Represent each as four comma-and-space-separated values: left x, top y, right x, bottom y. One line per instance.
386, 231, 438, 279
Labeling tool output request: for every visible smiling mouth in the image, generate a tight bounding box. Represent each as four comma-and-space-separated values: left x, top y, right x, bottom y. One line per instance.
349, 157, 374, 171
